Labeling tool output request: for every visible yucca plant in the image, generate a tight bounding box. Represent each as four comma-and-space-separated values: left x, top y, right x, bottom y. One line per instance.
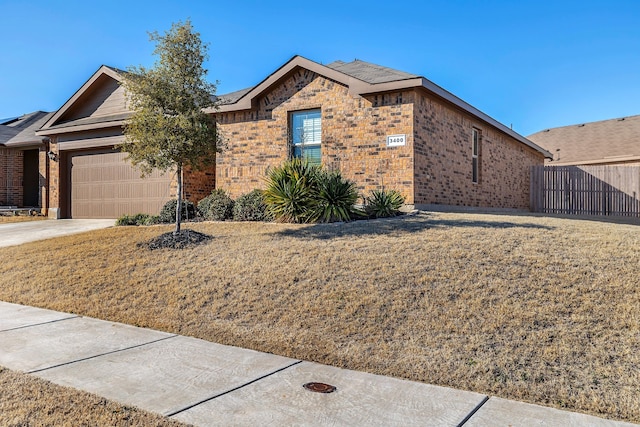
311, 170, 361, 222
263, 158, 321, 223
365, 189, 405, 218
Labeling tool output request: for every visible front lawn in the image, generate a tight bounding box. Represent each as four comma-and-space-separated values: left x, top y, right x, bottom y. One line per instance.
0, 211, 638, 423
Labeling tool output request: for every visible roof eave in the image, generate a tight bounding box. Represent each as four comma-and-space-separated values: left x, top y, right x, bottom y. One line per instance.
3, 139, 47, 148
36, 119, 126, 136
415, 78, 552, 159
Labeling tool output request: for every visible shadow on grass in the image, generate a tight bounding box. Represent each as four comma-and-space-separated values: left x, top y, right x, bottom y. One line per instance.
272, 212, 555, 239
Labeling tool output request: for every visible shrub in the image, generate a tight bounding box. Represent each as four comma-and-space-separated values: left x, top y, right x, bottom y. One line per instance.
263, 159, 321, 223
233, 189, 270, 221
139, 214, 160, 226
115, 213, 160, 226
311, 170, 361, 223
197, 189, 234, 221
159, 199, 196, 223
116, 214, 137, 226
364, 189, 405, 218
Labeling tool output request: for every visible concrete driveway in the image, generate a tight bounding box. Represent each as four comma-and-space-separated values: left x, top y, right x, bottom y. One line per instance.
0, 219, 114, 248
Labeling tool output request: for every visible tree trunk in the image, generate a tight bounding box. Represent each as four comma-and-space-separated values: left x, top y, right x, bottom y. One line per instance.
175, 164, 182, 235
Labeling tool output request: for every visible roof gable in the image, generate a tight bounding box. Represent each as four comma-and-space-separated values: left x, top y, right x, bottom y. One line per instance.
209, 56, 425, 114
38, 65, 128, 136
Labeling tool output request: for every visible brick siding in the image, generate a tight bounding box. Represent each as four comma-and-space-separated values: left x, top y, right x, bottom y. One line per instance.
414, 91, 543, 209
183, 163, 216, 204
0, 148, 24, 206
216, 70, 416, 202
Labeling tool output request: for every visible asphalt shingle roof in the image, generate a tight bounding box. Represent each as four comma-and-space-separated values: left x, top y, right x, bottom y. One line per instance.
527, 115, 640, 164
0, 111, 52, 146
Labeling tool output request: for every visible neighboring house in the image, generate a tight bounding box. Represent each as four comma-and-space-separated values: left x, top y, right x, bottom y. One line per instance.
0, 111, 53, 208
211, 56, 551, 208
528, 115, 640, 165
36, 66, 214, 219
35, 56, 551, 219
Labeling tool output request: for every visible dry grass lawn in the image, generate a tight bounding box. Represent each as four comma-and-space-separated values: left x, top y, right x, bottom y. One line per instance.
0, 211, 638, 423
0, 214, 47, 223
0, 367, 188, 426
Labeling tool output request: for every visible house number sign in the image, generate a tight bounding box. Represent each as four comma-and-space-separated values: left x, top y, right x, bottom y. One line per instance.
386, 134, 406, 147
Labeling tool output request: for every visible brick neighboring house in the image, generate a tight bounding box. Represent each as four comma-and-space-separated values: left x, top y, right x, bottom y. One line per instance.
30, 56, 550, 219
0, 111, 53, 208
528, 114, 640, 166
211, 56, 551, 209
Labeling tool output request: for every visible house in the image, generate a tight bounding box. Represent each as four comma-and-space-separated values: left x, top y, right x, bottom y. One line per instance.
527, 115, 640, 165
36, 56, 551, 219
36, 66, 214, 219
211, 56, 551, 208
0, 111, 53, 208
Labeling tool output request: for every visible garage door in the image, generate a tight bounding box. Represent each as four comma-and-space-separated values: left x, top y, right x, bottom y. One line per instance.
69, 150, 172, 219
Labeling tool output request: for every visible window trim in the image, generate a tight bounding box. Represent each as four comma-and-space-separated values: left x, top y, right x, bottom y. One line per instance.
290, 109, 322, 165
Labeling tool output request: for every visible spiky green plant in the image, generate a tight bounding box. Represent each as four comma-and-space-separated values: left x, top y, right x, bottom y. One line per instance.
263, 159, 321, 223
311, 170, 360, 223
365, 189, 405, 218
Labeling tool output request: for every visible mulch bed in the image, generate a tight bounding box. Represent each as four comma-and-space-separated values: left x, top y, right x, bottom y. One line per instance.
139, 230, 212, 250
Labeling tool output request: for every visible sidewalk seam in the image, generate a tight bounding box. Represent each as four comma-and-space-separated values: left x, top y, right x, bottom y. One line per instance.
0, 315, 79, 333
165, 360, 304, 418
27, 334, 178, 374
456, 395, 489, 427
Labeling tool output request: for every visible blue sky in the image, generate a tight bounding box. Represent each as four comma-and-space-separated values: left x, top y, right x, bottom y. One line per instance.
1, 0, 638, 136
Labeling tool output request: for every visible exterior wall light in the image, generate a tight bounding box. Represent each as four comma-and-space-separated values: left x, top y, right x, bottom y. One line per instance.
47, 151, 58, 162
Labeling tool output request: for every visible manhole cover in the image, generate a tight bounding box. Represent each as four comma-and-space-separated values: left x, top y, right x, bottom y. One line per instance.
303, 382, 336, 393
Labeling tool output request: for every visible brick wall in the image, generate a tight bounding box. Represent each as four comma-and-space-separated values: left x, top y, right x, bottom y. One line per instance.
0, 148, 24, 206
183, 162, 216, 203
215, 70, 416, 202
413, 90, 544, 209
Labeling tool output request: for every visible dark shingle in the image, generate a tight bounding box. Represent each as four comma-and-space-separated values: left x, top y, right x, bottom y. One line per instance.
5, 111, 54, 146
0, 111, 52, 145
215, 87, 254, 105
326, 59, 418, 84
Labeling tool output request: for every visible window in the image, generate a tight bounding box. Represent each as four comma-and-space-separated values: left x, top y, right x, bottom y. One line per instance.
291, 109, 321, 165
472, 128, 480, 183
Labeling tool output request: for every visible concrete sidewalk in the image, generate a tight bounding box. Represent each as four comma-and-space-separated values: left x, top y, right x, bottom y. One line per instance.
0, 219, 114, 248
0, 301, 635, 426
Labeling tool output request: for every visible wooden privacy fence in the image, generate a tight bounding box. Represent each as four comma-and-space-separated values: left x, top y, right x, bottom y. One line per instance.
530, 165, 640, 217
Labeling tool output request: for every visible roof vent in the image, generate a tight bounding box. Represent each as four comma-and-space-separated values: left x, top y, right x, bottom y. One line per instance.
543, 129, 550, 132
618, 118, 626, 121
577, 124, 585, 127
